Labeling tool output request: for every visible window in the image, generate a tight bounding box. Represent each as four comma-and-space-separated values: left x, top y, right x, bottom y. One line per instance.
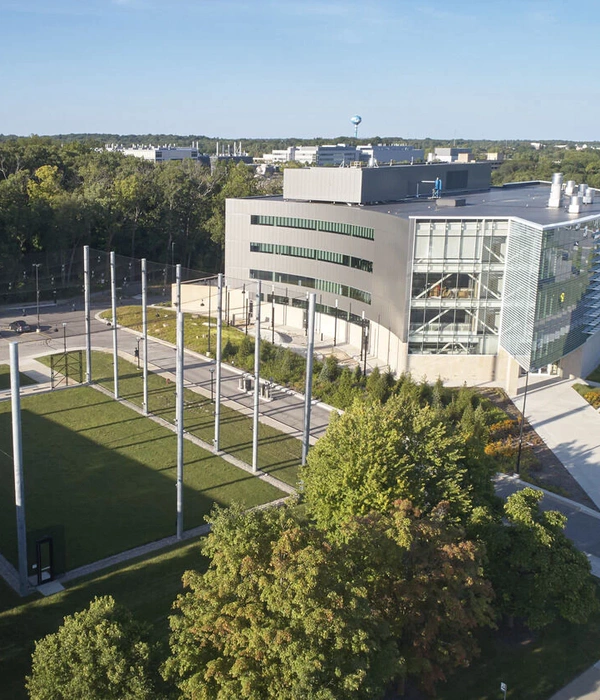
249, 242, 372, 273
250, 215, 374, 240
250, 269, 371, 304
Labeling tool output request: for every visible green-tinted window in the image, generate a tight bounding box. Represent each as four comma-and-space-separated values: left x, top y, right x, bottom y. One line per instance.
251, 214, 374, 240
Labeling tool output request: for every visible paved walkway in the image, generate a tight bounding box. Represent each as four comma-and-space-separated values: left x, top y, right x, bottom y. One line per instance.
511, 374, 600, 510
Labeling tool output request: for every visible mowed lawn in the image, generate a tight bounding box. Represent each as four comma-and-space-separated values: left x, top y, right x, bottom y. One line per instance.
0, 383, 283, 573
73, 349, 302, 487
0, 365, 36, 390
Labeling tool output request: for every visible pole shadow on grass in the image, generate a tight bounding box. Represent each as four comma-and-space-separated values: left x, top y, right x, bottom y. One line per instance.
0, 404, 279, 576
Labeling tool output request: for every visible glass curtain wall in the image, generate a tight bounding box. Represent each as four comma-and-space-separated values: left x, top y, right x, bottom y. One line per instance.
409, 219, 508, 355
532, 219, 600, 367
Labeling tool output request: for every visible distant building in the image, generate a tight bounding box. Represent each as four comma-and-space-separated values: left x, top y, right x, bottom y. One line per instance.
262, 143, 424, 166
428, 147, 473, 163
107, 143, 210, 166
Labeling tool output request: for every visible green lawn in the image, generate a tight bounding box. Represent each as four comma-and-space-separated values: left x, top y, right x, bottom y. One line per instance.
45, 349, 302, 487
0, 365, 36, 390
0, 379, 283, 573
0, 538, 206, 700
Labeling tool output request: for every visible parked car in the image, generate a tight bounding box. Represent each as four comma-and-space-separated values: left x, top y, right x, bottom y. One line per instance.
10, 320, 31, 333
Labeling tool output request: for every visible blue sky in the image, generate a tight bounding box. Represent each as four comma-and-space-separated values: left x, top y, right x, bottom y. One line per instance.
1, 0, 597, 140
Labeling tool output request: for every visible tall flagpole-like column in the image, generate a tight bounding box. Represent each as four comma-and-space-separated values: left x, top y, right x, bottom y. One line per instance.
110, 252, 119, 399
141, 258, 149, 415
214, 273, 223, 452
176, 265, 184, 539
302, 293, 316, 466
10, 342, 28, 596
252, 281, 261, 473
83, 245, 92, 383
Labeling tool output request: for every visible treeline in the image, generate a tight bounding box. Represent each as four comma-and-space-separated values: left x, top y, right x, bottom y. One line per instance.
0, 137, 277, 276
492, 146, 600, 188
25, 379, 598, 699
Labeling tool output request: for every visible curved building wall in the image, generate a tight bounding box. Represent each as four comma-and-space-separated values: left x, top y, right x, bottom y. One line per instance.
225, 197, 414, 372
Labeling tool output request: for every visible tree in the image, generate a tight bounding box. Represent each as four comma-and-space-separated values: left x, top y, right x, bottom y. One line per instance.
26, 596, 158, 700
301, 394, 474, 531
483, 488, 598, 628
164, 504, 400, 700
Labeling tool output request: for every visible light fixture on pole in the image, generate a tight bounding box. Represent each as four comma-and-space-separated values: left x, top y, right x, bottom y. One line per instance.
209, 367, 215, 404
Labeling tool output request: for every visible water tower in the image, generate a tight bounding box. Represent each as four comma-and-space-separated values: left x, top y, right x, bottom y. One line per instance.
350, 115, 362, 139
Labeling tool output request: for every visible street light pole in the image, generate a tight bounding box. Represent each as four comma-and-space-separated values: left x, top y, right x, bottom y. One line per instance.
208, 282, 212, 355
33, 264, 41, 331
333, 298, 338, 347
271, 285, 275, 344
210, 367, 215, 403
516, 370, 530, 475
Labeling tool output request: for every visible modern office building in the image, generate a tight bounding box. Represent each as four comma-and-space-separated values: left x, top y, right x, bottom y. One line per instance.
224, 163, 600, 391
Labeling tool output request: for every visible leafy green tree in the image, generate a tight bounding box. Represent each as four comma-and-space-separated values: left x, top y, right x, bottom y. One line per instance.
26, 595, 159, 700
301, 394, 474, 531
164, 504, 400, 700
484, 488, 598, 628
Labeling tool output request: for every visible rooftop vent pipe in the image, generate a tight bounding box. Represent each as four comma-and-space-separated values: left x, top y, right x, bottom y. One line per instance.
565, 180, 577, 196
568, 195, 581, 214
548, 172, 563, 208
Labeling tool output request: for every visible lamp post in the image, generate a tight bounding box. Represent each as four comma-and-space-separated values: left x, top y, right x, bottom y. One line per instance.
516, 370, 530, 475
271, 285, 275, 344
209, 367, 215, 403
333, 298, 338, 347
62, 322, 67, 354
32, 264, 41, 331
208, 283, 212, 355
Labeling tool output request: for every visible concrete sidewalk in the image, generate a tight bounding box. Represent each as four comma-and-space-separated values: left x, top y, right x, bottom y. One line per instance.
549, 662, 600, 700
511, 374, 600, 510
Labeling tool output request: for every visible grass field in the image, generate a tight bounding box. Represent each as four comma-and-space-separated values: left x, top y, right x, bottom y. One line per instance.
41, 349, 302, 487
0, 365, 37, 390
0, 377, 283, 573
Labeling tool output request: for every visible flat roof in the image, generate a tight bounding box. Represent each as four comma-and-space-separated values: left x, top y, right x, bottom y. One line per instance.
365, 183, 600, 227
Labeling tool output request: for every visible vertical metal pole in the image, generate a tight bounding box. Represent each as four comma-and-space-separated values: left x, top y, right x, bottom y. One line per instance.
33, 264, 41, 332
207, 282, 212, 355
176, 265, 184, 539
334, 298, 338, 347
214, 273, 223, 452
252, 281, 261, 473
302, 293, 316, 466
83, 246, 92, 383
271, 285, 275, 344
141, 258, 149, 415
110, 252, 119, 399
516, 370, 530, 475
10, 342, 28, 596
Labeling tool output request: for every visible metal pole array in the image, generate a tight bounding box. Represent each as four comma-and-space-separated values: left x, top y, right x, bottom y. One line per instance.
83, 246, 92, 383
141, 259, 149, 415
110, 251, 119, 399
214, 273, 223, 452
252, 281, 261, 473
176, 265, 184, 539
10, 342, 28, 596
302, 293, 316, 466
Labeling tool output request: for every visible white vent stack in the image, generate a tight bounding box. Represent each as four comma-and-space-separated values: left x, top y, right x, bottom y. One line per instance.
584, 188, 595, 204
548, 172, 563, 208
569, 194, 581, 214
565, 180, 577, 196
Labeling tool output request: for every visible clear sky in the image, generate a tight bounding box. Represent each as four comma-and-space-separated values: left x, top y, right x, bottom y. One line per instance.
1, 0, 598, 141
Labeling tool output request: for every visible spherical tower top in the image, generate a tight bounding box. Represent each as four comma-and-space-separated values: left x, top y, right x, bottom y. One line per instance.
350, 115, 362, 126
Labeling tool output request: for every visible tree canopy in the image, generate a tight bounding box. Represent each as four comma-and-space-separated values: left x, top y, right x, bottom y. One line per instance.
25, 595, 158, 700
